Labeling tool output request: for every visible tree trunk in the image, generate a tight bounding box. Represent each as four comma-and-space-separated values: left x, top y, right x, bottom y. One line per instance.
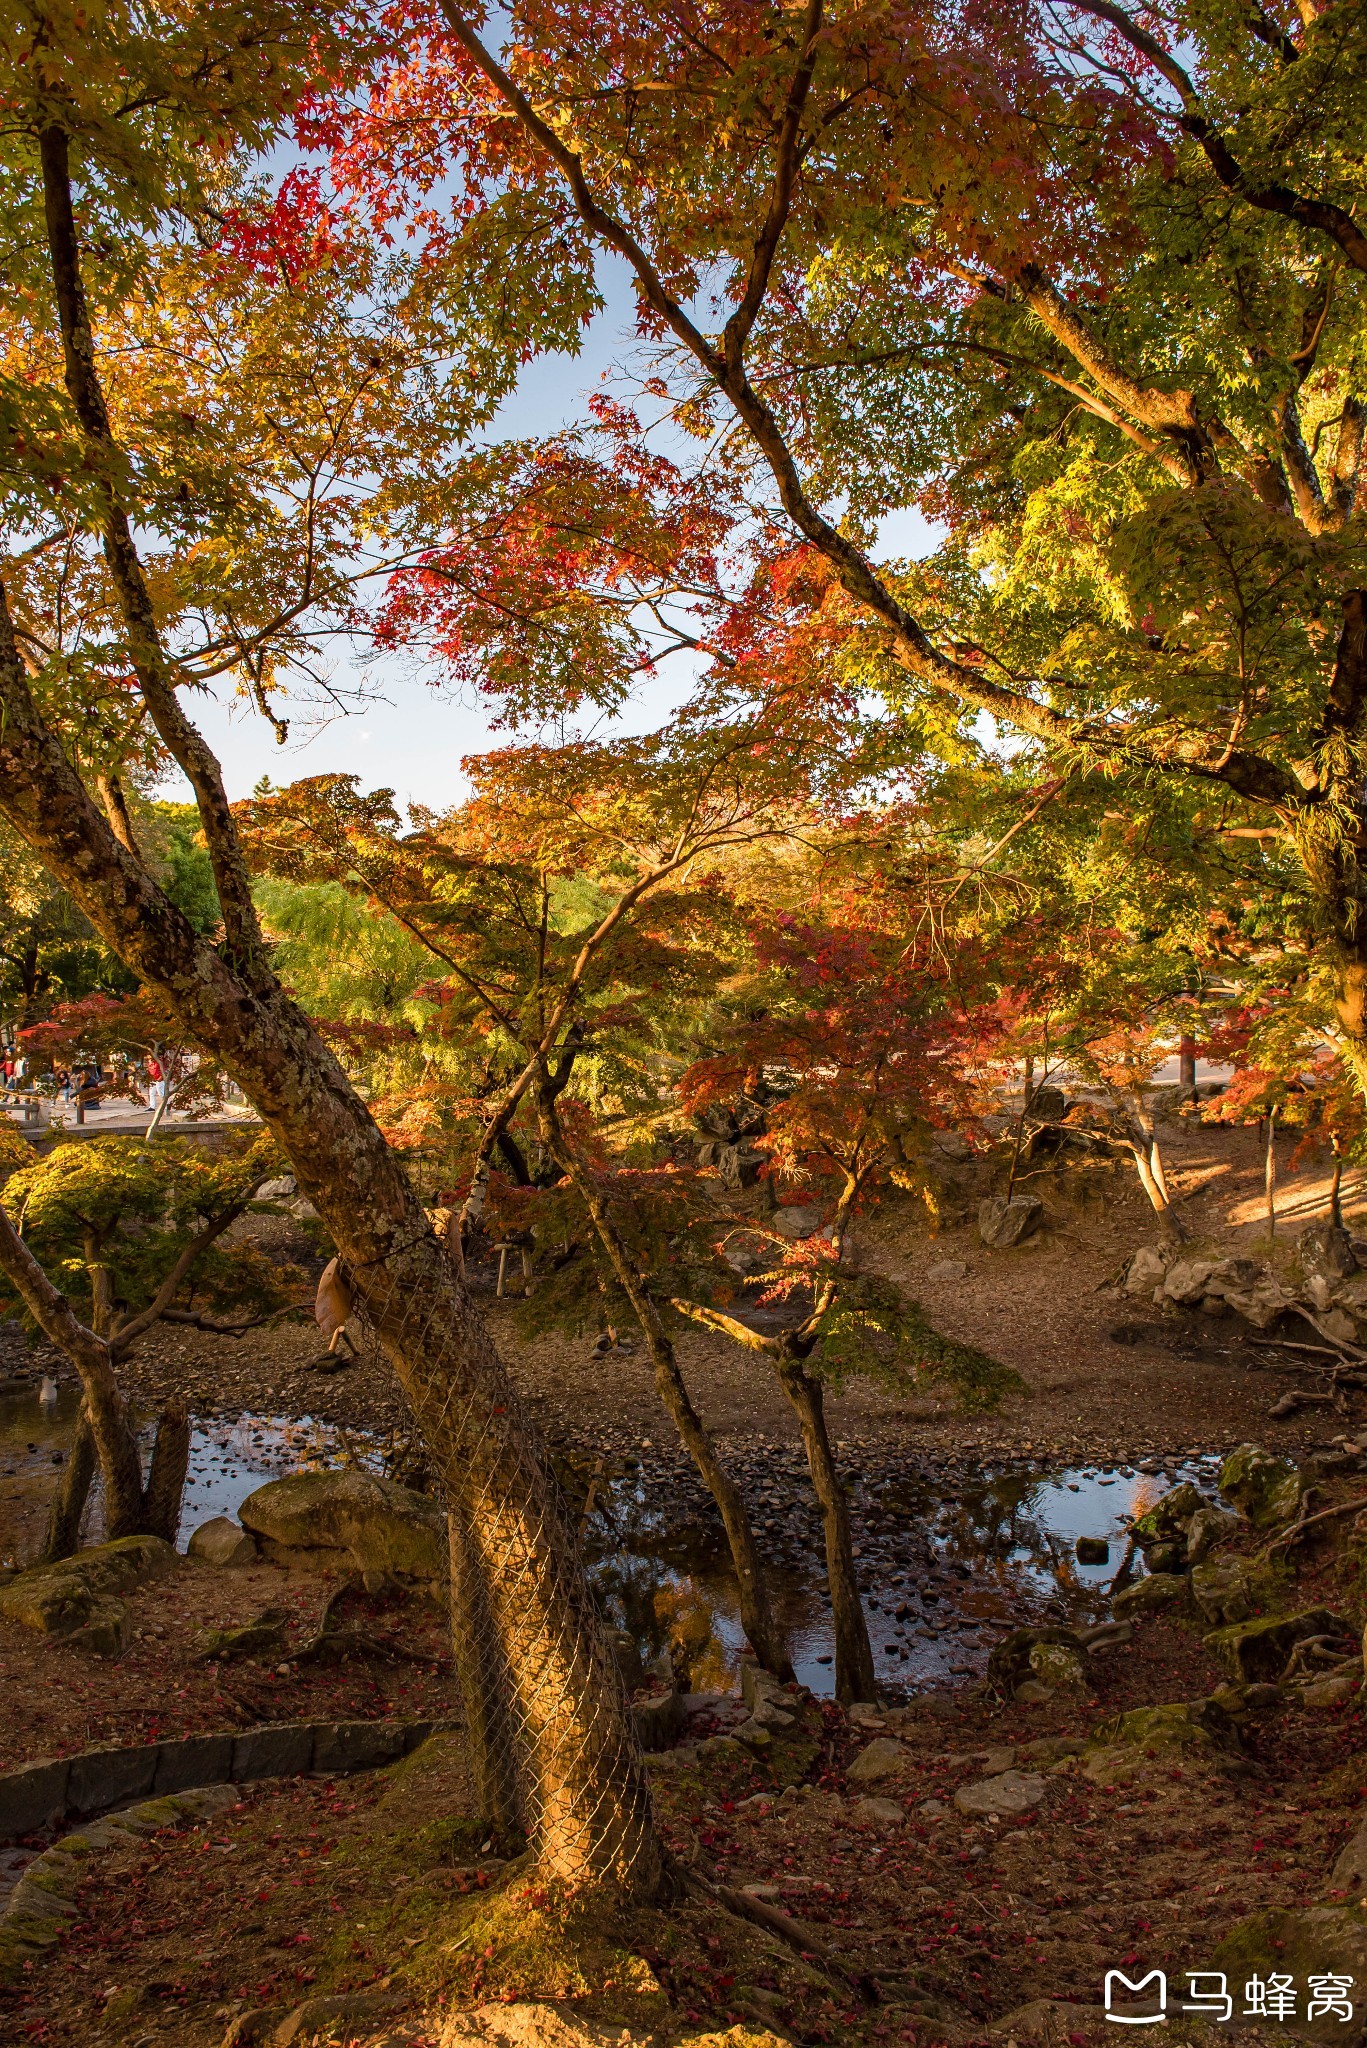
1178, 1034, 1197, 1097
141, 1398, 191, 1543
776, 1359, 875, 1704
0, 1204, 150, 1538
540, 1109, 792, 1680
0, 612, 661, 1898
447, 1510, 525, 1839
40, 1403, 97, 1564
1265, 1107, 1278, 1242
1331, 1138, 1345, 1230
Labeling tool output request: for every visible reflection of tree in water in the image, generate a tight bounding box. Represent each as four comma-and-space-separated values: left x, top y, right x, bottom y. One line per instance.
588, 1550, 736, 1689
887, 1472, 1086, 1600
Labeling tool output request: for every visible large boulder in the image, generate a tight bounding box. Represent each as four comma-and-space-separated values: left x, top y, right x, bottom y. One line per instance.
987, 1625, 1089, 1694
237, 1471, 447, 1584
1163, 1259, 1216, 1305
1124, 1246, 1169, 1296
1131, 1481, 1204, 1549
1185, 1504, 1238, 1565
1218, 1445, 1306, 1528
1191, 1555, 1282, 1626
1212, 1908, 1367, 2044
0, 1536, 176, 1653
1088, 1698, 1234, 1759
1112, 1573, 1191, 1619
1209, 1269, 1297, 1329
1203, 1607, 1350, 1684
978, 1195, 1043, 1248
1300, 1220, 1358, 1283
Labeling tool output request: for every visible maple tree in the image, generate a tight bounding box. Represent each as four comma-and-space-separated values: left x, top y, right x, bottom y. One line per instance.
0, 1131, 293, 1557
236, 723, 831, 1681
667, 905, 1019, 1700
316, 0, 1363, 1105
0, 0, 664, 1890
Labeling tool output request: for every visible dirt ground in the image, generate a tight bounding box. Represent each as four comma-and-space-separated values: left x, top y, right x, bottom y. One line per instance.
47, 1103, 1363, 1471
5, 1481, 1367, 2048
4, 1107, 1367, 2046
0, 1564, 453, 1775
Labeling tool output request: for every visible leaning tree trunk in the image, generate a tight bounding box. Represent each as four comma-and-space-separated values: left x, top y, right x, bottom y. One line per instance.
0, 627, 662, 1898
777, 1356, 876, 1705
541, 1110, 792, 1680
141, 1398, 191, 1543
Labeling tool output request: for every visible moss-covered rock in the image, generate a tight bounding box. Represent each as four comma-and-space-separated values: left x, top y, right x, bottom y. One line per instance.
1027, 1641, 1088, 1692
1203, 1607, 1348, 1683
1088, 1698, 1235, 1757
1190, 1554, 1284, 1626
987, 1625, 1088, 1693
1218, 1445, 1306, 1528
1112, 1573, 1191, 1618
1131, 1481, 1204, 1547
237, 1470, 447, 1583
0, 1535, 176, 1646
1211, 1906, 1367, 2040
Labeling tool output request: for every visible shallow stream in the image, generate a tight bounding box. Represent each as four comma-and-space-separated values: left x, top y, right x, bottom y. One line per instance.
0, 1380, 1218, 1698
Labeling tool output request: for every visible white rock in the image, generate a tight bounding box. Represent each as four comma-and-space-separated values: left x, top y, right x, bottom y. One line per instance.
1125, 1247, 1169, 1295
186, 1517, 257, 1568
1163, 1258, 1216, 1304
954, 1770, 1049, 1818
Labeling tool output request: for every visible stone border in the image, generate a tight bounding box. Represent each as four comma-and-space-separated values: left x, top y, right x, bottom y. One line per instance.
2, 1783, 244, 1977
0, 1717, 443, 1985
0, 1715, 438, 1842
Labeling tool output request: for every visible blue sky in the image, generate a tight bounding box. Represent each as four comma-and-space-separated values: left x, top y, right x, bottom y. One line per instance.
174, 256, 940, 812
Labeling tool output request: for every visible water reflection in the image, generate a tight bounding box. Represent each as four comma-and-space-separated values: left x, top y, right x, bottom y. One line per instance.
0, 1380, 1217, 1699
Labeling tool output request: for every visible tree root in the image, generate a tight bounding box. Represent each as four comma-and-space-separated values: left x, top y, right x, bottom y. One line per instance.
678, 1866, 876, 2000
1260, 1494, 1367, 1559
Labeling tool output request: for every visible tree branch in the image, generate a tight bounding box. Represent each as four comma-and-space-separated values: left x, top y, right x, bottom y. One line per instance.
1065, 0, 1367, 275
37, 122, 263, 965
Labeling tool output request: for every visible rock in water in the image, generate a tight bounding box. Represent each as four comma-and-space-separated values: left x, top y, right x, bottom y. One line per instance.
1075, 1536, 1110, 1565
187, 1517, 257, 1568
1130, 1481, 1203, 1549
237, 1470, 447, 1584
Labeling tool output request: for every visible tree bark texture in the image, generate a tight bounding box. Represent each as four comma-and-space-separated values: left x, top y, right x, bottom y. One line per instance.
0, 598, 661, 1897
40, 1403, 97, 1564
776, 1359, 876, 1704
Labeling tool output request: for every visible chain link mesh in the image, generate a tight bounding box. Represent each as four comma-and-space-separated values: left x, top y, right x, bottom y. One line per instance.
347, 1248, 660, 1896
